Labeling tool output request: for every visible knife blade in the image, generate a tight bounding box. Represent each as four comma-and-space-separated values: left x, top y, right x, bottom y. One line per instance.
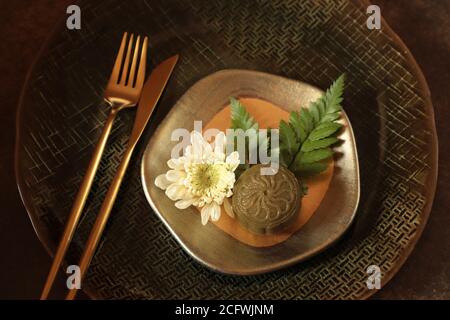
129, 54, 179, 145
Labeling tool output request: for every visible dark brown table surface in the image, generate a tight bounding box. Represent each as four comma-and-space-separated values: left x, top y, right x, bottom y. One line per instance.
0, 0, 448, 300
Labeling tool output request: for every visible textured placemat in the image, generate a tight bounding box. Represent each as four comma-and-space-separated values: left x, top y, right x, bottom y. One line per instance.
16, 0, 437, 299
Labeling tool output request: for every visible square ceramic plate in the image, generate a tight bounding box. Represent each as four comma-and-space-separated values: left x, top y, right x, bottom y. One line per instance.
141, 69, 360, 275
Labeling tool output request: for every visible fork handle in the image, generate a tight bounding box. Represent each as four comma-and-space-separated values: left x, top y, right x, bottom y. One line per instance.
40, 108, 118, 300
65, 139, 136, 300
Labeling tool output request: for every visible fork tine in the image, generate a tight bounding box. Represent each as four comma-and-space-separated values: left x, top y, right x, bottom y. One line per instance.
119, 33, 134, 85
109, 32, 128, 84
127, 35, 141, 87
135, 36, 148, 90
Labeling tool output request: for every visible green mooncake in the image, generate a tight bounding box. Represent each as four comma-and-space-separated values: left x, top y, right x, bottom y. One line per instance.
232, 164, 302, 234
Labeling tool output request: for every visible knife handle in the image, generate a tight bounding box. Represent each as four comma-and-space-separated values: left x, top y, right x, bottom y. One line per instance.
40, 109, 118, 300
65, 141, 136, 300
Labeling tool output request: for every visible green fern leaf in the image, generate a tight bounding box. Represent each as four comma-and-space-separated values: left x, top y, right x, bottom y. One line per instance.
230, 97, 258, 131
289, 111, 307, 143
301, 137, 339, 152
296, 148, 333, 164
308, 122, 342, 141
279, 120, 299, 166
286, 74, 345, 175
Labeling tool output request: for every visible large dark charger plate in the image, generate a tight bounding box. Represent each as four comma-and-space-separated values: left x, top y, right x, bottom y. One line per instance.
16, 0, 437, 299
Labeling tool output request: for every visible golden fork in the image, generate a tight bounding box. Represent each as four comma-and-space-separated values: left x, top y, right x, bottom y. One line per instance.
40, 32, 148, 300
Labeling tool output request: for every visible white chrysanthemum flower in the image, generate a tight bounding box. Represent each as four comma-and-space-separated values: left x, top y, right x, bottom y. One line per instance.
155, 131, 240, 225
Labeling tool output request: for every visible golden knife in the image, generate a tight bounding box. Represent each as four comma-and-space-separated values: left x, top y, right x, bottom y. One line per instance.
66, 55, 179, 300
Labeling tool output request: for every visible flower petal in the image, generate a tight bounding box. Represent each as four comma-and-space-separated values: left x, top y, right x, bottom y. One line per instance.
185, 145, 192, 158
209, 147, 225, 162
166, 184, 187, 201
175, 198, 194, 209
167, 158, 177, 169
223, 197, 234, 218
200, 205, 211, 225
166, 170, 186, 182
167, 158, 185, 170
210, 202, 221, 221
190, 131, 204, 159
155, 174, 171, 190
200, 202, 221, 225
226, 151, 240, 170
203, 140, 212, 157
213, 132, 226, 154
